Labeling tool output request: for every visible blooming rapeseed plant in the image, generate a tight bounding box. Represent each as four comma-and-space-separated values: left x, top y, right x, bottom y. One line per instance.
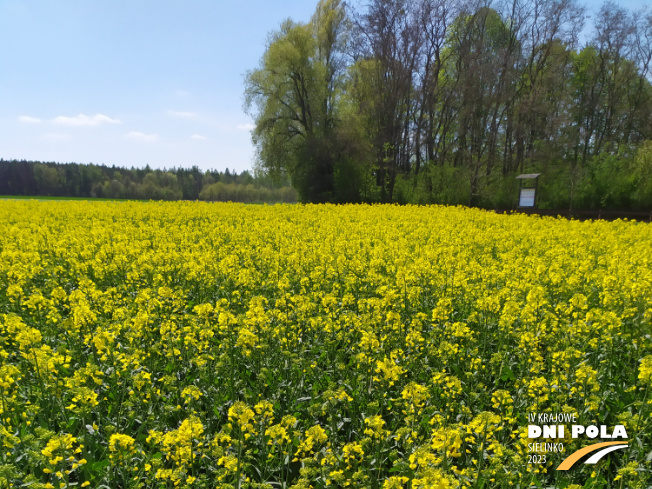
0, 200, 649, 487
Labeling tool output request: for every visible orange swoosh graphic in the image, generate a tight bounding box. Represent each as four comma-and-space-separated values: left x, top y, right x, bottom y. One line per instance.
557, 441, 628, 470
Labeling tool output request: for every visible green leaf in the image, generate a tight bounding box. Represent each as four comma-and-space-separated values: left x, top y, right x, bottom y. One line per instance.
500, 367, 515, 381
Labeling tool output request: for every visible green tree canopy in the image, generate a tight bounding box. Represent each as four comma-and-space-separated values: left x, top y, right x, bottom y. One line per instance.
245, 0, 356, 202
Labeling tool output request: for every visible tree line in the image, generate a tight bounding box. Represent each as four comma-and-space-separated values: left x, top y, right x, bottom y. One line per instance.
0, 160, 297, 203
244, 0, 652, 210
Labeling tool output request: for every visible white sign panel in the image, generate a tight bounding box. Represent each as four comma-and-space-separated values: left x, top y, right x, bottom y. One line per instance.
519, 187, 536, 207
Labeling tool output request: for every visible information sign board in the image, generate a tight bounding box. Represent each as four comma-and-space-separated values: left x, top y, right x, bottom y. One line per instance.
519, 187, 536, 207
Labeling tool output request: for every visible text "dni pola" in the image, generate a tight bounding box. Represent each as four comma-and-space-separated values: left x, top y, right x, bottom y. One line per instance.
527, 413, 627, 439
528, 425, 628, 439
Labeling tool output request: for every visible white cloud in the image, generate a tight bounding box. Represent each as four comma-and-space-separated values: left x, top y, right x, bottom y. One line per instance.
125, 131, 158, 142
191, 134, 207, 141
53, 113, 122, 126
18, 115, 42, 124
168, 110, 197, 119
236, 123, 255, 131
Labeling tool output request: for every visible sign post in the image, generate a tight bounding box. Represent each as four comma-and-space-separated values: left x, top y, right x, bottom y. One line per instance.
515, 174, 541, 209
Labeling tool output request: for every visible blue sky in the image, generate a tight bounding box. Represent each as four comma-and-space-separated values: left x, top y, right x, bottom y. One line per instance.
0, 0, 315, 173
0, 0, 648, 173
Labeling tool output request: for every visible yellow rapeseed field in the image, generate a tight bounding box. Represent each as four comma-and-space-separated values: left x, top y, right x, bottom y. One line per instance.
0, 201, 651, 488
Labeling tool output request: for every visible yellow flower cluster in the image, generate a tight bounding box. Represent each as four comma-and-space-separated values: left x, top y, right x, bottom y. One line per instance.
109, 433, 137, 461
0, 200, 650, 488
